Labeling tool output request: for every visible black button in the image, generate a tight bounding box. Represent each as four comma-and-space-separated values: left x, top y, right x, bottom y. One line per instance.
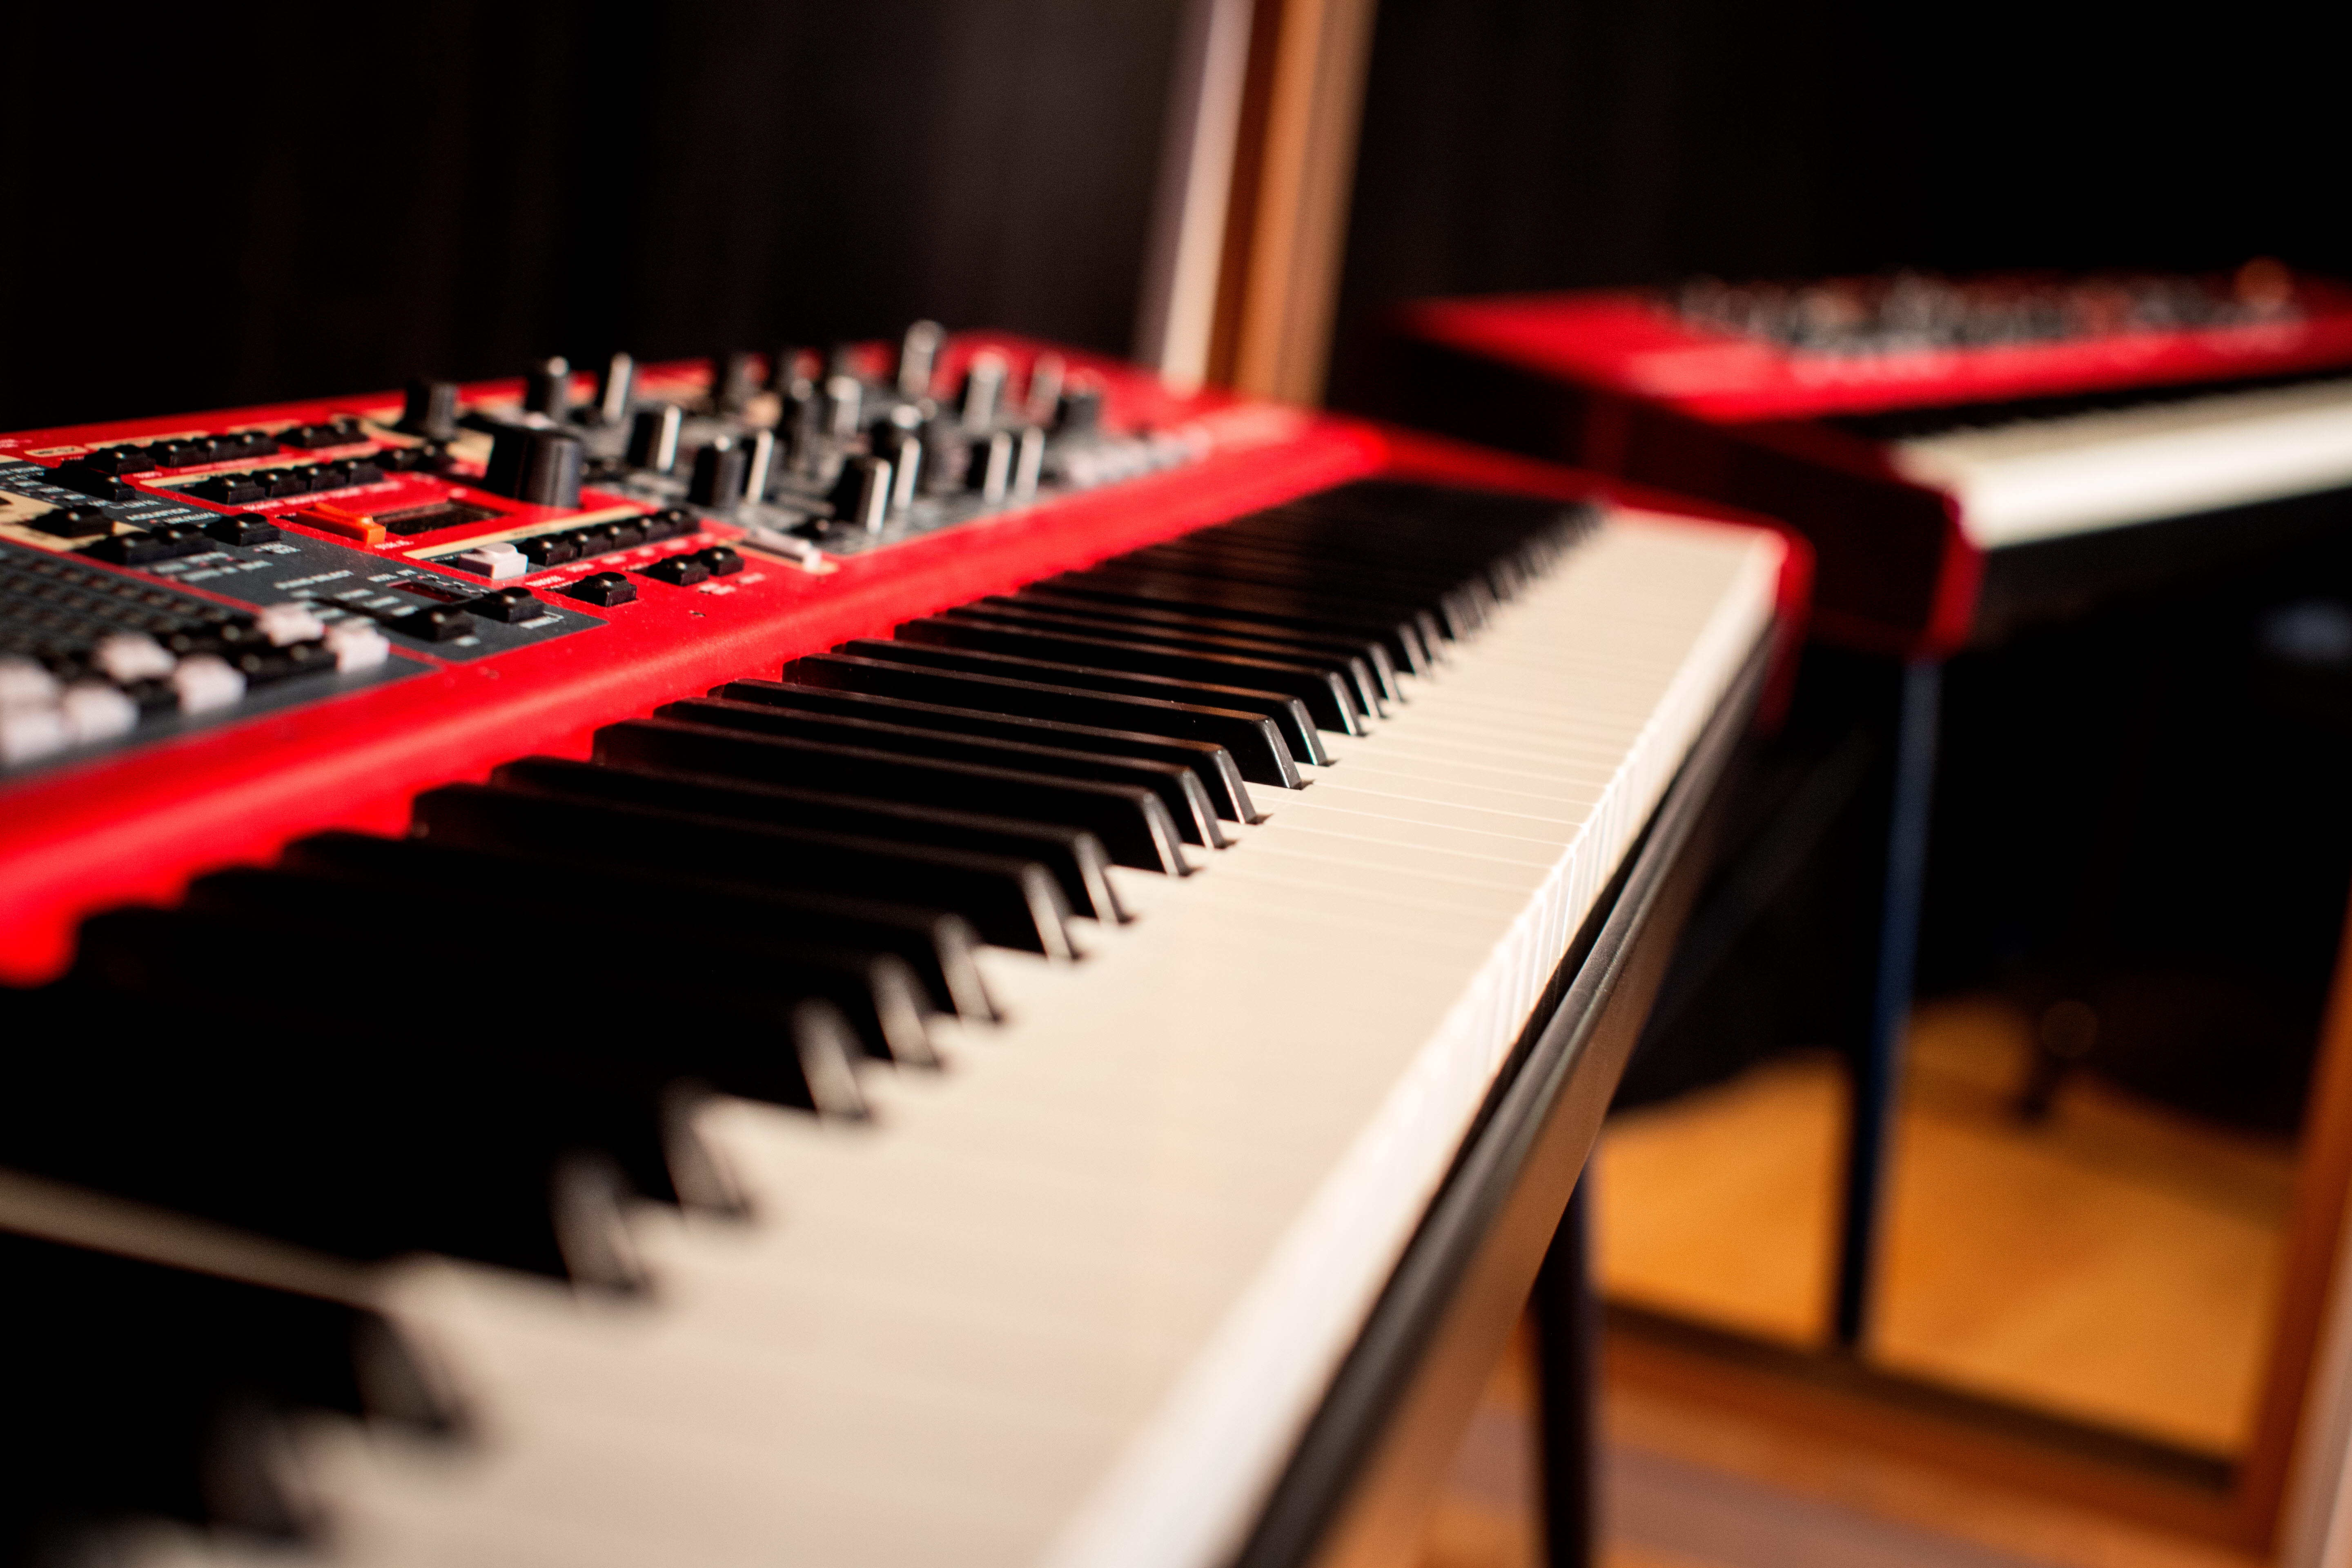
45, 464, 140, 502
637, 508, 693, 542
223, 640, 339, 684
565, 572, 636, 607
201, 513, 281, 546
568, 523, 621, 557
27, 504, 114, 539
468, 586, 544, 622
696, 545, 745, 576
374, 441, 448, 473
607, 518, 647, 549
279, 420, 368, 449
639, 555, 710, 586
79, 529, 211, 566
147, 440, 206, 468
80, 445, 160, 476
390, 603, 480, 641
518, 533, 579, 565
267, 470, 315, 498
185, 473, 270, 505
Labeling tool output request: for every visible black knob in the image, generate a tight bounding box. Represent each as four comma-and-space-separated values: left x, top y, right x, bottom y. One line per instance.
398, 378, 459, 440
785, 383, 824, 463
591, 352, 634, 425
1011, 425, 1045, 501
958, 351, 1007, 431
626, 405, 682, 472
825, 374, 863, 439
921, 415, 972, 496
1024, 352, 1065, 423
713, 351, 759, 415
1055, 381, 1104, 436
741, 428, 776, 500
829, 454, 891, 532
523, 356, 572, 421
769, 345, 812, 393
967, 430, 1013, 503
884, 431, 921, 513
898, 320, 945, 397
483, 425, 584, 508
688, 439, 749, 508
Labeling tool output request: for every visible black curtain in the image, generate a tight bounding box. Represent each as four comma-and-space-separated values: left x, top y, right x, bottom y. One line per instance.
1330, 0, 2352, 408
0, 0, 1181, 431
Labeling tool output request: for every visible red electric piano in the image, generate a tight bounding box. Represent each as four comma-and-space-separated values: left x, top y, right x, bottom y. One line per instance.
1381, 264, 2352, 654
0, 328, 1800, 1568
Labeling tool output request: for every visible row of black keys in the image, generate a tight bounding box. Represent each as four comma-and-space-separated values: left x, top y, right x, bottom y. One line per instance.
0, 480, 1590, 1560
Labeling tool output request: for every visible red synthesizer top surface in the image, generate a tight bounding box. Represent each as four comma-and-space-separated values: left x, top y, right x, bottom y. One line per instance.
0, 336, 1802, 983
1397, 267, 2352, 422
1381, 267, 2352, 656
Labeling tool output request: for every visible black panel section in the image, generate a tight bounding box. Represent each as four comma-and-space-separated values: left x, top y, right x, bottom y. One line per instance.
1971, 487, 2352, 647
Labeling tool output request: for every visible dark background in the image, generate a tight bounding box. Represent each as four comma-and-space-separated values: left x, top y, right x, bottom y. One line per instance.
2, 0, 2346, 424
0, 0, 1184, 431
1325, 0, 2352, 406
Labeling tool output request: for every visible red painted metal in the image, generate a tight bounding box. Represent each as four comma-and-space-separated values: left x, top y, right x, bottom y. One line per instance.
1, 342, 1789, 984
1384, 276, 2352, 658
1398, 283, 2352, 423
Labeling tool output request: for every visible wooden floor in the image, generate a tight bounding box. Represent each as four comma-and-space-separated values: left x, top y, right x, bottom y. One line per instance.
1408, 995, 2300, 1567
1411, 1322, 2265, 1568
1595, 996, 2298, 1456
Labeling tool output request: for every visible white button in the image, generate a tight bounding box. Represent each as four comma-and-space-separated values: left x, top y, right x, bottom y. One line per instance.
0, 656, 59, 711
172, 654, 246, 713
453, 543, 529, 581
60, 682, 138, 743
0, 705, 67, 764
254, 601, 327, 646
93, 633, 175, 684
323, 619, 391, 672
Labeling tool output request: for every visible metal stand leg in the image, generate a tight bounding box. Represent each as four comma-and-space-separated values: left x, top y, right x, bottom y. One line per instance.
1833, 657, 1942, 1349
1534, 1178, 1597, 1568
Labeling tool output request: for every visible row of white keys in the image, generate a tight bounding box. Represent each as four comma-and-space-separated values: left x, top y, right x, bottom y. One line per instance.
134, 513, 1783, 1568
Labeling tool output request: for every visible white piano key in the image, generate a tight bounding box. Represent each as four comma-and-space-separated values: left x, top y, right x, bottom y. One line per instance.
121, 509, 1785, 1568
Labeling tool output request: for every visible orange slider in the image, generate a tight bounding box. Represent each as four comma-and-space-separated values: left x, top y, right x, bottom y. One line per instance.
295, 503, 385, 546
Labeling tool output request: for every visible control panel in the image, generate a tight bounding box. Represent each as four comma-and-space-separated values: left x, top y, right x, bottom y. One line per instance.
0, 327, 1275, 781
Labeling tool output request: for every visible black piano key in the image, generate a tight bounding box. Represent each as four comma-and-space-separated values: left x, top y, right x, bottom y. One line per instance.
181, 863, 939, 1071
836, 637, 1331, 767
959, 596, 1388, 716
75, 902, 743, 1204
710, 679, 1251, 834
282, 830, 998, 1020
592, 717, 1184, 883
412, 782, 1079, 958
1118, 536, 1493, 639
3, 970, 683, 1286
500, 749, 1136, 922
658, 690, 1219, 853
1029, 572, 1436, 675
1068, 564, 1449, 669
782, 651, 1302, 789
1009, 586, 1401, 705
0, 1229, 457, 1548
899, 612, 1367, 734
